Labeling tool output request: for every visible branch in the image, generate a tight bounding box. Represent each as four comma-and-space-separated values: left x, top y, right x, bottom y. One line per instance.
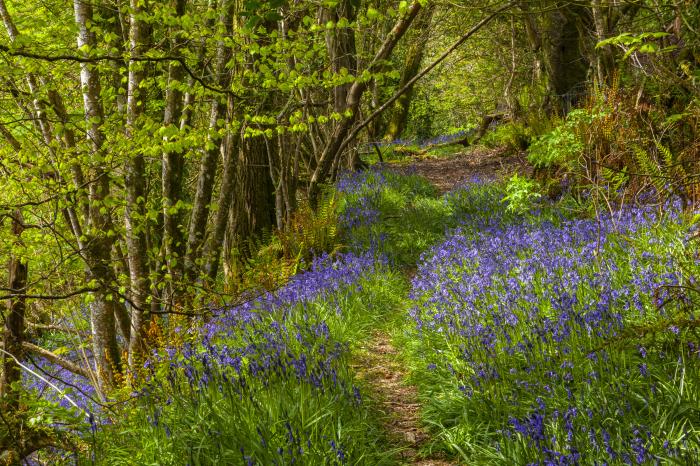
0, 44, 239, 98
26, 322, 87, 335
0, 287, 99, 301
21, 342, 91, 379
339, 2, 514, 155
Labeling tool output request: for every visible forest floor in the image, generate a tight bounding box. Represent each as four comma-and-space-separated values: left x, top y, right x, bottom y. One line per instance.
356, 331, 455, 466
356, 147, 527, 465
393, 146, 527, 193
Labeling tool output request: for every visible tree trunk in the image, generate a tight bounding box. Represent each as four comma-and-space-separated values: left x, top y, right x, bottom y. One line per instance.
321, 0, 358, 115
161, 0, 188, 294
125, 0, 153, 368
541, 5, 591, 114
519, 0, 544, 86
1, 212, 28, 409
384, 4, 434, 140
230, 133, 276, 261
203, 122, 239, 285
591, 0, 614, 86
75, 0, 123, 390
185, 0, 234, 282
227, 18, 278, 267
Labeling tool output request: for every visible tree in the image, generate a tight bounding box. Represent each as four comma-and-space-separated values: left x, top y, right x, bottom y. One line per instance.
384, 3, 435, 140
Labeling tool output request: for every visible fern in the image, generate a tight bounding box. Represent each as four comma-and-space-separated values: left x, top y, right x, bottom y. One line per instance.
657, 141, 675, 167
633, 144, 667, 194
601, 166, 629, 191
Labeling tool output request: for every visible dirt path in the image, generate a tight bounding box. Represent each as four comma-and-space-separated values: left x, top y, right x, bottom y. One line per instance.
394, 146, 528, 193
355, 332, 454, 465
354, 146, 528, 464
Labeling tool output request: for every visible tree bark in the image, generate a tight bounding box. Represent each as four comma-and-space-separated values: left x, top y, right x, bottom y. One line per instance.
321, 0, 358, 115
185, 0, 234, 282
541, 5, 591, 114
227, 18, 278, 267
161, 0, 189, 292
591, 0, 614, 86
203, 120, 240, 284
75, 0, 123, 390
1, 211, 28, 409
125, 0, 153, 368
384, 4, 434, 140
308, 0, 423, 207
230, 133, 276, 260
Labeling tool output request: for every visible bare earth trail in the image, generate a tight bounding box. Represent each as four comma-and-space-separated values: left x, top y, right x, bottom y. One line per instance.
355, 147, 527, 465
395, 146, 527, 193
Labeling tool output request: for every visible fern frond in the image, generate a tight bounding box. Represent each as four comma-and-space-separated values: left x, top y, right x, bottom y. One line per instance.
634, 144, 666, 193
656, 141, 675, 167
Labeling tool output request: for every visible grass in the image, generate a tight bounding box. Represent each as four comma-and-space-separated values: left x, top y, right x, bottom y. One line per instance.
398, 185, 700, 464
87, 253, 406, 465
29, 162, 700, 466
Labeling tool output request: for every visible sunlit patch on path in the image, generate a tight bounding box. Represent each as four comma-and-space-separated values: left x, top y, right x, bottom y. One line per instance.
393, 147, 527, 193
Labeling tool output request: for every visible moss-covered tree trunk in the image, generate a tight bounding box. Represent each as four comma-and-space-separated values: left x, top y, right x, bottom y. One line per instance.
1, 212, 27, 410
541, 5, 591, 114
384, 4, 434, 141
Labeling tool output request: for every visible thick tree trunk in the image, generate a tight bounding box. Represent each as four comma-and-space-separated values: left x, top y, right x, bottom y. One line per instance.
384, 4, 434, 140
227, 18, 278, 268
230, 134, 276, 260
541, 6, 591, 114
1, 212, 28, 409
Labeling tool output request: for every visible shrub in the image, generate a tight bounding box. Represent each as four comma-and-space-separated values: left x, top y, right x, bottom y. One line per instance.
481, 121, 533, 152
502, 173, 542, 213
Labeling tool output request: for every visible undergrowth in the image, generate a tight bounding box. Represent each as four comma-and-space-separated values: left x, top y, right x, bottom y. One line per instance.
89, 252, 405, 464
398, 179, 700, 464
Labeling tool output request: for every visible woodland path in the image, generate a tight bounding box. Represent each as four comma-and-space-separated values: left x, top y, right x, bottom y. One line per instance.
394, 146, 527, 193
355, 148, 527, 465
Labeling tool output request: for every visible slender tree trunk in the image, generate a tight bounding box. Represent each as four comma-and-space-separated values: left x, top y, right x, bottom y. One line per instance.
3, 0, 125, 391
125, 0, 153, 368
519, 0, 544, 86
75, 0, 123, 389
161, 0, 188, 294
321, 0, 358, 114
203, 110, 239, 285
503, 14, 521, 118
591, 0, 614, 86
185, 0, 234, 282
